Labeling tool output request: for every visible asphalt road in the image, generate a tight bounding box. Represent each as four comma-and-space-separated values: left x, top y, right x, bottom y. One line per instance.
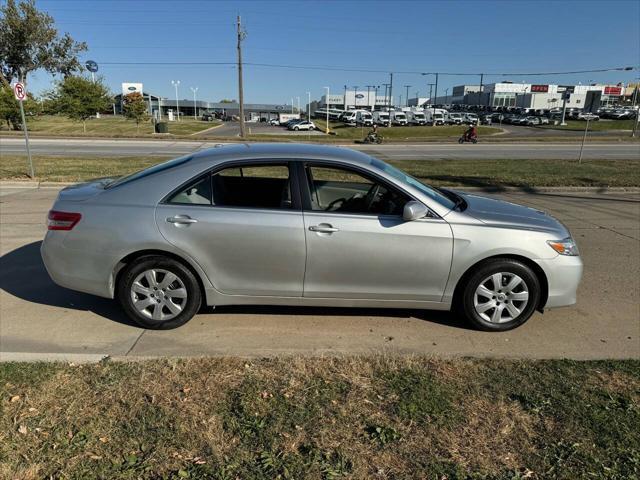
1, 186, 638, 361
2, 137, 639, 160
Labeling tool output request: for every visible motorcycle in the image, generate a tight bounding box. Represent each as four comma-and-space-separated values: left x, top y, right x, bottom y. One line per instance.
458, 133, 478, 144
363, 132, 383, 144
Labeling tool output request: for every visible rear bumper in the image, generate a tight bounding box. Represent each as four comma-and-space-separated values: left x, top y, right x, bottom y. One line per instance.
41, 232, 117, 299
534, 255, 583, 308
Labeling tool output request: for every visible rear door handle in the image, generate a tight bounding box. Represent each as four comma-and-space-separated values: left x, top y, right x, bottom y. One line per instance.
309, 224, 339, 233
166, 215, 198, 225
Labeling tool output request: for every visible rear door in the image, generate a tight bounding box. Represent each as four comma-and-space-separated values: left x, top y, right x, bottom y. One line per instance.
156, 161, 306, 297
299, 162, 453, 302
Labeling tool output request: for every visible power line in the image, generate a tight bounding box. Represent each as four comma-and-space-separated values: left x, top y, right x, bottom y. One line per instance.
97, 61, 638, 77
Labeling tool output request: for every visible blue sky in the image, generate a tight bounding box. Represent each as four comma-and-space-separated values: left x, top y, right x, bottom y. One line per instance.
23, 0, 640, 103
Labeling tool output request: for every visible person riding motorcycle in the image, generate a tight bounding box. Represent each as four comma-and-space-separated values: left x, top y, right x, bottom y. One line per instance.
365, 124, 381, 143
464, 124, 478, 141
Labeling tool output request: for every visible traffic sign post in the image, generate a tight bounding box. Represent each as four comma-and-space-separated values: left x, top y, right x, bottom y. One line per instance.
13, 82, 35, 178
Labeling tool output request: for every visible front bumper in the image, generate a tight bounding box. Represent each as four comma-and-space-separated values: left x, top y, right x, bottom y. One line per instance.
535, 254, 583, 308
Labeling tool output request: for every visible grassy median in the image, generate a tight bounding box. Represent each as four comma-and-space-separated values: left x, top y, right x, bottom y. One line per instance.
2, 155, 639, 188
0, 115, 217, 137
1, 358, 638, 479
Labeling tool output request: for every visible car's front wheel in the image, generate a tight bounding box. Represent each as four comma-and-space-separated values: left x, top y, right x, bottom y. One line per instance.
460, 258, 540, 331
117, 256, 202, 329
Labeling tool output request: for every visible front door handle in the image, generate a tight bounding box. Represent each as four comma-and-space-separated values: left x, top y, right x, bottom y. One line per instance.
309, 224, 339, 233
166, 215, 198, 225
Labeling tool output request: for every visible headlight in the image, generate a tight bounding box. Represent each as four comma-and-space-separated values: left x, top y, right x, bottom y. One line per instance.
547, 237, 579, 256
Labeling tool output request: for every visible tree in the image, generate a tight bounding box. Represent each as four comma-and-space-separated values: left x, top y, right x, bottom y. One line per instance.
122, 92, 149, 133
0, 0, 87, 85
0, 84, 38, 130
48, 75, 111, 132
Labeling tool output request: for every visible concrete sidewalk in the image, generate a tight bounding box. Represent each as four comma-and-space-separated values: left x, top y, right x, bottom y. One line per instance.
1, 186, 638, 361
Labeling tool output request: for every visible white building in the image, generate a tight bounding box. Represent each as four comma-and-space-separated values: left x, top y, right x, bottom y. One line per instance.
321, 90, 394, 110
437, 82, 626, 109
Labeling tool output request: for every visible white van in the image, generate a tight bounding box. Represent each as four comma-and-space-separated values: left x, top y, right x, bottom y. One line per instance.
424, 108, 446, 126
406, 110, 426, 125
341, 111, 357, 126
355, 110, 374, 126
373, 111, 390, 126
389, 110, 408, 126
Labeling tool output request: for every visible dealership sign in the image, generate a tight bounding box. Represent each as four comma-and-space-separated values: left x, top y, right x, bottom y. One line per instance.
355, 93, 365, 99
121, 82, 143, 96
604, 86, 622, 96
530, 84, 549, 93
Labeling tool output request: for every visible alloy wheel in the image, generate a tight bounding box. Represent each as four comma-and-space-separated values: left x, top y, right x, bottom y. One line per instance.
473, 272, 529, 323
130, 269, 187, 321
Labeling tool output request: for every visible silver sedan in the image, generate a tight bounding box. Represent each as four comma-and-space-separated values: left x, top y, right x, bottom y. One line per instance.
41, 144, 582, 331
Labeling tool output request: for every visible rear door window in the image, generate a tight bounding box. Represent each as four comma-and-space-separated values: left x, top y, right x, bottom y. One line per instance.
212, 164, 292, 209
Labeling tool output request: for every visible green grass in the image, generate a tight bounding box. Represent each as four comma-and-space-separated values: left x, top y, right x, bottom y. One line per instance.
1, 358, 638, 479
312, 118, 500, 140
2, 155, 639, 188
0, 114, 217, 137
541, 119, 637, 131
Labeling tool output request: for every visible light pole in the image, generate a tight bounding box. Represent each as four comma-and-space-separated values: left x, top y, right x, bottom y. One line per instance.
190, 87, 198, 120
353, 86, 358, 109
422, 73, 439, 123
306, 91, 311, 121
297, 96, 300, 115
324, 86, 330, 133
343, 85, 348, 110
404, 85, 411, 107
291, 97, 294, 114
171, 80, 180, 121
445, 88, 449, 105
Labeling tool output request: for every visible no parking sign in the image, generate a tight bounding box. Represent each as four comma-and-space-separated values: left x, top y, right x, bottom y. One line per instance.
13, 82, 26, 101
12, 81, 34, 177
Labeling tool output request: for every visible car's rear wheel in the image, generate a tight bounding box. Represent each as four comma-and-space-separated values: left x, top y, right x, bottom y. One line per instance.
460, 258, 540, 331
117, 256, 202, 329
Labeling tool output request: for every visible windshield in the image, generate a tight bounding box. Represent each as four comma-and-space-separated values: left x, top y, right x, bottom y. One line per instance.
106, 155, 193, 189
369, 157, 456, 210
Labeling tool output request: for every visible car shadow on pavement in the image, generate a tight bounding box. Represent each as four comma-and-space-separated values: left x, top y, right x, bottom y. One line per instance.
0, 241, 137, 327
1, 241, 470, 331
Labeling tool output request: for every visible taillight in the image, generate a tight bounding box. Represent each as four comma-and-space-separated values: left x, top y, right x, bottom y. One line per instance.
47, 210, 82, 231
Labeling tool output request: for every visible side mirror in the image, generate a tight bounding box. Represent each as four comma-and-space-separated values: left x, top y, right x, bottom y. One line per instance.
403, 201, 429, 221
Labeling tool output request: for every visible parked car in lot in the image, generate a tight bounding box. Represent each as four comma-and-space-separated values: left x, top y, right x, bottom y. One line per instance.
447, 112, 463, 125
268, 118, 280, 126
289, 120, 316, 131
576, 113, 599, 121
283, 118, 303, 129
42, 144, 582, 332
201, 112, 218, 122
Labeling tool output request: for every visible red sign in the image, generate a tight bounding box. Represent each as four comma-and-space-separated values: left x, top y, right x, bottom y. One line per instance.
13, 82, 26, 101
604, 86, 622, 96
530, 84, 549, 93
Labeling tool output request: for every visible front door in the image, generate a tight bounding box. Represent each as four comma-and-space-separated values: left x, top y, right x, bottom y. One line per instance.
156, 162, 306, 297
300, 163, 453, 301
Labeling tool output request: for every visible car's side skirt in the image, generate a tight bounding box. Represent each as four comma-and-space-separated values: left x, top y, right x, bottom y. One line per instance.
205, 289, 451, 311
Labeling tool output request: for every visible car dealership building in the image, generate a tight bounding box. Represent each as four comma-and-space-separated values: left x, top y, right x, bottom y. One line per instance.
433, 82, 626, 109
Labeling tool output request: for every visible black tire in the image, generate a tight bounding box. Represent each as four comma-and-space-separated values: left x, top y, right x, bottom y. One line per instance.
458, 137, 464, 144
460, 258, 540, 332
117, 255, 202, 330
472, 138, 478, 144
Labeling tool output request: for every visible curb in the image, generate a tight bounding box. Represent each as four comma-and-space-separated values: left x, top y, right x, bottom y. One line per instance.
1, 181, 639, 194
0, 351, 110, 363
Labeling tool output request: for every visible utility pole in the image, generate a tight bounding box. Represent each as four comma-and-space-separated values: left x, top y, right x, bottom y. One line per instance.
388, 73, 393, 113
404, 85, 411, 107
479, 73, 484, 105
632, 82, 639, 138
237, 15, 246, 138
428, 83, 434, 104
